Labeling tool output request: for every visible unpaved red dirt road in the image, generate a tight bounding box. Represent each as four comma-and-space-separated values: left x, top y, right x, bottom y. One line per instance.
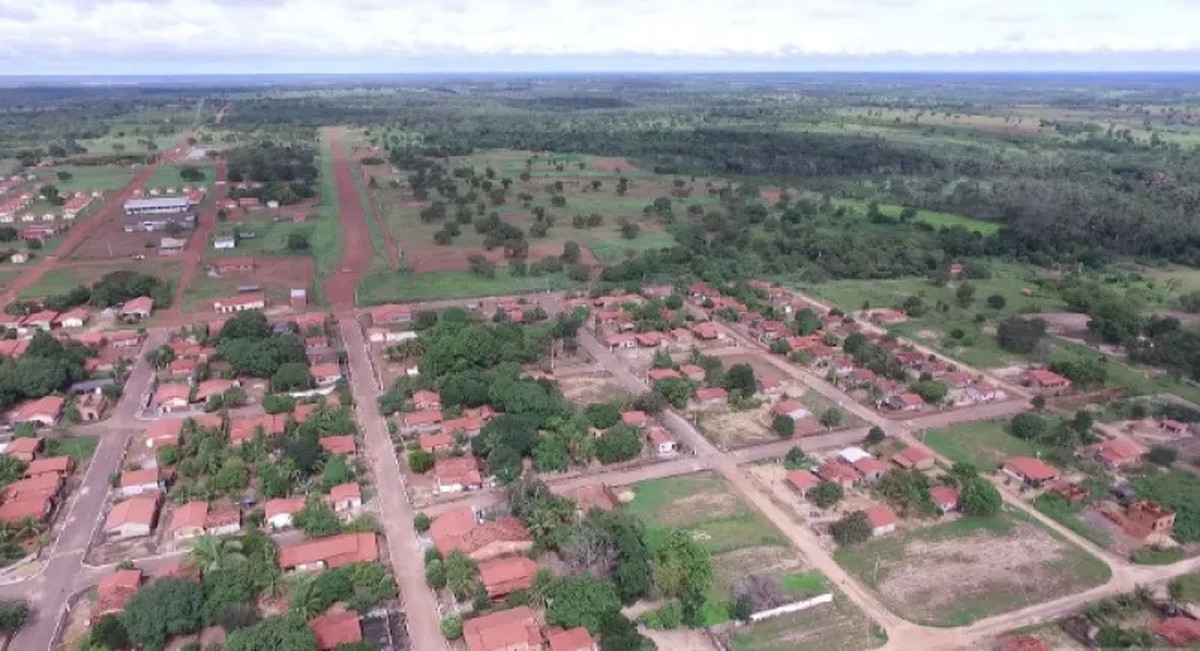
165, 157, 227, 316
323, 127, 373, 308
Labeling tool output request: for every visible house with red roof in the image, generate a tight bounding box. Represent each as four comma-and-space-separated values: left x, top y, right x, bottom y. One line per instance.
785, 469, 819, 496
679, 364, 705, 381
1025, 369, 1071, 393
443, 415, 485, 437
318, 435, 357, 456
2, 436, 42, 463
53, 308, 89, 329
278, 532, 379, 572
367, 303, 412, 326
635, 332, 664, 348
695, 387, 728, 405
929, 486, 960, 513
757, 377, 783, 395
118, 468, 167, 497
412, 390, 441, 411
169, 501, 210, 540
229, 413, 287, 446
863, 505, 898, 536
265, 497, 306, 530
1090, 438, 1144, 469
153, 383, 192, 414
620, 410, 648, 428
967, 383, 998, 402
605, 333, 636, 350
648, 428, 678, 456
771, 400, 810, 421
25, 456, 71, 478
7, 395, 65, 427
310, 363, 343, 387
1002, 456, 1061, 487
434, 456, 484, 494
89, 570, 142, 625
308, 610, 362, 650
1152, 617, 1200, 648
565, 484, 619, 514
853, 457, 889, 484
647, 368, 681, 382
478, 555, 539, 599
430, 507, 533, 562
546, 627, 598, 651
891, 445, 935, 470
692, 322, 721, 340
463, 606, 542, 651
816, 461, 861, 489
194, 378, 234, 403
1160, 419, 1191, 435
886, 392, 924, 412
105, 495, 161, 540
400, 409, 442, 432
329, 482, 362, 513
419, 431, 455, 454
120, 296, 154, 321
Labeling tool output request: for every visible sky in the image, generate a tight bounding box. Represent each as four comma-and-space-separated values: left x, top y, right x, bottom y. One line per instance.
1, 0, 1199, 74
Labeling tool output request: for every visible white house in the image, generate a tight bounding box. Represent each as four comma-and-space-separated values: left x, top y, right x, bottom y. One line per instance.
213, 235, 236, 250
264, 497, 305, 530
649, 428, 679, 456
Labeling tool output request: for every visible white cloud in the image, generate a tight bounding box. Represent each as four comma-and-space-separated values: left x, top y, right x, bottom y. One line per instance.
0, 0, 1196, 71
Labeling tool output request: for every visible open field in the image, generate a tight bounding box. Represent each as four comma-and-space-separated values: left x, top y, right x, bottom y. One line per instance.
921, 419, 1036, 470
145, 163, 214, 190
728, 587, 887, 651
209, 218, 315, 258
841, 199, 1000, 235
558, 371, 629, 405
45, 165, 135, 193
20, 261, 184, 299
310, 128, 344, 303
182, 255, 313, 312
45, 436, 98, 460
834, 512, 1111, 626
357, 268, 574, 304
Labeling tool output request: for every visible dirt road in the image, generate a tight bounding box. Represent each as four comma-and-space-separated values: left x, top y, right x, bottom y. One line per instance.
322, 127, 375, 309
165, 157, 227, 314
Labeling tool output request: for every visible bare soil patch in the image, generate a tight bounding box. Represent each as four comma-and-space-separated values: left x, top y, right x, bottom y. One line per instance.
589, 156, 639, 173
712, 545, 804, 594
1026, 312, 1090, 338
558, 371, 629, 405
696, 406, 778, 448
711, 352, 788, 383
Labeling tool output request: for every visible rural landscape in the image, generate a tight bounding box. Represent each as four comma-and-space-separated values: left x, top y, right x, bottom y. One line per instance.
0, 69, 1199, 651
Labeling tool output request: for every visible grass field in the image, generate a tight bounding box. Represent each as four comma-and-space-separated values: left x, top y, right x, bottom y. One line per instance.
19, 268, 93, 298
310, 130, 343, 301
1049, 338, 1200, 406
841, 200, 1000, 235
45, 436, 98, 460
356, 268, 575, 304
20, 261, 183, 301
145, 163, 213, 190
47, 165, 135, 193
834, 512, 1110, 626
921, 420, 1036, 470
209, 219, 314, 257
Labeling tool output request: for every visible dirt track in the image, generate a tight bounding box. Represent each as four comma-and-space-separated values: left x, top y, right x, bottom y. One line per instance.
164, 157, 227, 316
322, 127, 373, 308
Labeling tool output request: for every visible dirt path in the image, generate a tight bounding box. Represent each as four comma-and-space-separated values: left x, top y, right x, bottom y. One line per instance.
164, 157, 227, 316
358, 161, 400, 270
322, 127, 374, 308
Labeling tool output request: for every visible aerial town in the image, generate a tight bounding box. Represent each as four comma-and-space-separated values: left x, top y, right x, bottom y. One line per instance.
3, 51, 1200, 651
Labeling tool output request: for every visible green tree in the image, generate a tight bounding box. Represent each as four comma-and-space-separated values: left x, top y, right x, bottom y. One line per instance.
546, 575, 621, 634
723, 363, 756, 396
408, 449, 435, 473
1148, 445, 1178, 467
293, 501, 341, 537
271, 362, 313, 392
960, 477, 1002, 516
830, 511, 872, 546
771, 415, 795, 437
441, 615, 463, 640
819, 407, 844, 429
986, 294, 1007, 310
783, 446, 808, 470
223, 615, 318, 651
650, 529, 713, 623
1010, 413, 1046, 440
122, 577, 203, 647
0, 600, 28, 634
90, 614, 129, 649
809, 481, 845, 507
595, 425, 642, 464
866, 426, 886, 445
955, 282, 976, 307
188, 535, 245, 573
445, 551, 479, 600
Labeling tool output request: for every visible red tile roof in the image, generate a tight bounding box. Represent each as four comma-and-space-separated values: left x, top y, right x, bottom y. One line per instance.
170, 501, 208, 532
853, 458, 889, 475
1004, 456, 1061, 483
106, 496, 159, 529
786, 469, 819, 491
546, 626, 596, 651
864, 505, 898, 529
401, 409, 442, 428
891, 445, 934, 468
478, 555, 538, 597
120, 296, 154, 315
278, 532, 378, 570
318, 435, 357, 456
434, 456, 482, 487
430, 508, 533, 557
463, 607, 541, 651
329, 482, 361, 504
696, 387, 728, 402
9, 395, 65, 423
264, 497, 306, 521
308, 610, 362, 650
929, 485, 960, 509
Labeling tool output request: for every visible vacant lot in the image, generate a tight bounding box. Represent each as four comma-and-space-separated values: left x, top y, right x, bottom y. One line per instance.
21, 261, 184, 300
183, 255, 313, 312
47, 165, 135, 192
834, 513, 1110, 626
712, 352, 788, 383
145, 163, 214, 190
695, 406, 779, 448
209, 218, 315, 258
558, 371, 628, 405
922, 419, 1036, 471
357, 268, 575, 304
728, 588, 886, 651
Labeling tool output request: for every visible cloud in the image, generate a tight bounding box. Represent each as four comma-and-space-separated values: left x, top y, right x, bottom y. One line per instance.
0, 0, 1196, 73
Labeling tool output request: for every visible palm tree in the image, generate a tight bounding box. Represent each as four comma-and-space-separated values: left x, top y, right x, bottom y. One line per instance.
187, 535, 245, 573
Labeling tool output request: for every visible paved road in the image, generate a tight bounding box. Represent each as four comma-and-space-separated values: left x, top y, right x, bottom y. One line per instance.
339, 317, 447, 651
0, 329, 166, 650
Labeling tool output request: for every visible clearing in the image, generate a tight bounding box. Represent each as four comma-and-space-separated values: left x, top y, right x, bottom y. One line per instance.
727, 587, 886, 651
921, 419, 1036, 471
45, 165, 135, 193
20, 261, 184, 300
182, 255, 314, 312
834, 512, 1111, 626
558, 371, 628, 406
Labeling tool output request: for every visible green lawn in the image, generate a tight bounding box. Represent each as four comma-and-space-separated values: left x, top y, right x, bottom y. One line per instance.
834, 512, 1110, 627
209, 219, 315, 257
310, 130, 344, 300
145, 163, 213, 190
47, 165, 135, 193
840, 200, 1000, 235
356, 268, 576, 305
19, 268, 88, 298
921, 420, 1037, 471
45, 436, 98, 460
1033, 494, 1113, 549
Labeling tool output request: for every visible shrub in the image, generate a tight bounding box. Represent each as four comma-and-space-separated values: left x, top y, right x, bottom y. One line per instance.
414, 513, 432, 532
441, 615, 463, 640
641, 601, 683, 629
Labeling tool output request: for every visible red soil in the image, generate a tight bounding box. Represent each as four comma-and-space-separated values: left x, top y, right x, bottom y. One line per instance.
588, 156, 638, 173
322, 127, 374, 309
164, 158, 227, 316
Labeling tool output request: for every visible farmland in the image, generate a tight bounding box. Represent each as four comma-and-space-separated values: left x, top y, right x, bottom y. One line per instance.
834, 512, 1111, 626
